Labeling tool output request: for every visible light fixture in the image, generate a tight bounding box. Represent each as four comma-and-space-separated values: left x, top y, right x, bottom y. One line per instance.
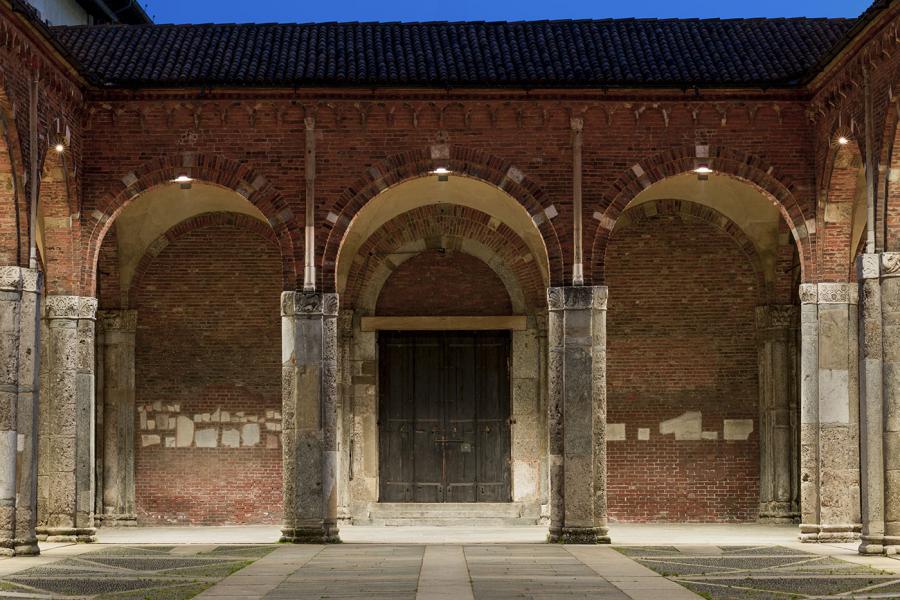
431, 166, 451, 182
693, 165, 713, 175
172, 174, 193, 183
53, 143, 65, 153
837, 136, 850, 145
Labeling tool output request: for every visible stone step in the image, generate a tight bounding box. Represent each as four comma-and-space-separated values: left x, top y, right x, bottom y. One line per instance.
360, 502, 541, 526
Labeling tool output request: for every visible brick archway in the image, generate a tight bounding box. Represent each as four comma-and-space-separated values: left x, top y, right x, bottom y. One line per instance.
321, 146, 564, 292
0, 84, 26, 267
879, 108, 900, 252
590, 146, 813, 284
342, 204, 547, 313
127, 212, 281, 308
613, 199, 771, 304
818, 138, 865, 282
82, 153, 300, 296
38, 147, 80, 294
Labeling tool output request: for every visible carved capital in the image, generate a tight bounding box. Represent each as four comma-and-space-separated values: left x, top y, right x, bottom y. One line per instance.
756, 305, 799, 330
882, 253, 900, 279
0, 267, 41, 294
548, 286, 607, 311
281, 291, 339, 317
799, 283, 818, 305
45, 295, 97, 320
97, 310, 137, 333
858, 253, 881, 281
816, 283, 851, 305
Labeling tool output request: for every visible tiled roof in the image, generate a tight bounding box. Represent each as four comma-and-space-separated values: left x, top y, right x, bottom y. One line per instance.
50, 18, 856, 89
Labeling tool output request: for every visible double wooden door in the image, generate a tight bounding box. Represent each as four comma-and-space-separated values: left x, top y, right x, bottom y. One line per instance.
378, 331, 511, 503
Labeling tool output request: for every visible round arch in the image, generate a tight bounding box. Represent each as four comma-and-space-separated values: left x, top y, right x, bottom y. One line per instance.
818, 137, 866, 282
37, 145, 79, 294
0, 84, 25, 267
590, 146, 813, 284
879, 104, 900, 252
82, 154, 299, 295
322, 146, 563, 291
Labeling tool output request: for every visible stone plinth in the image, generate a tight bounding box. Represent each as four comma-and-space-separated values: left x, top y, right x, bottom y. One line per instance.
97, 310, 138, 527
547, 286, 609, 544
0, 267, 42, 555
37, 295, 97, 543
280, 291, 340, 543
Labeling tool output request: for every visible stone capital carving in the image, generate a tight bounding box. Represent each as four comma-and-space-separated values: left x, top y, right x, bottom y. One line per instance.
547, 286, 608, 311
97, 310, 137, 333
799, 283, 818, 305
0, 267, 41, 294
44, 295, 98, 320
755, 305, 799, 330
281, 291, 339, 317
816, 283, 851, 305
882, 253, 900, 279
858, 253, 881, 281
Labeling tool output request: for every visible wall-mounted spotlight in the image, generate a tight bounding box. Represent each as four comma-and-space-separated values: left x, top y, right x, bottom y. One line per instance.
693, 164, 713, 181
172, 174, 194, 189
431, 167, 451, 182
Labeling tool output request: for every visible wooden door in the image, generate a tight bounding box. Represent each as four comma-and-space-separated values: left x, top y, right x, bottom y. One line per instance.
378, 331, 511, 503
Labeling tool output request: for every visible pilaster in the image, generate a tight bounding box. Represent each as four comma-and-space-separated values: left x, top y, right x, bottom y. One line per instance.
37, 295, 97, 543
881, 253, 900, 552
280, 291, 340, 543
756, 305, 800, 522
547, 286, 609, 544
0, 267, 41, 555
96, 310, 137, 527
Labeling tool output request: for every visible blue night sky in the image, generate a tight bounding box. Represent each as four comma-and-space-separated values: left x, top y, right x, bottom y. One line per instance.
141, 0, 872, 25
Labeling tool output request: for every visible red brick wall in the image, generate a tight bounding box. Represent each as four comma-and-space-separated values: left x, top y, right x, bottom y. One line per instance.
133, 221, 283, 525
376, 250, 513, 316
606, 212, 760, 522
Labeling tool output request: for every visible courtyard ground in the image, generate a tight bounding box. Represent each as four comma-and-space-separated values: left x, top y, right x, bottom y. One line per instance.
0, 525, 898, 599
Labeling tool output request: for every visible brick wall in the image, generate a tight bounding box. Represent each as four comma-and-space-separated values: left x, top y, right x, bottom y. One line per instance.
606, 212, 760, 522
133, 221, 283, 525
376, 250, 512, 316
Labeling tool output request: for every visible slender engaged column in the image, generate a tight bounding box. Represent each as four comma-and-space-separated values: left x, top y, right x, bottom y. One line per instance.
799, 284, 820, 540
756, 305, 800, 522
882, 253, 900, 552
858, 254, 885, 554
37, 296, 97, 543
0, 267, 41, 555
547, 286, 609, 544
280, 291, 340, 543
97, 310, 137, 527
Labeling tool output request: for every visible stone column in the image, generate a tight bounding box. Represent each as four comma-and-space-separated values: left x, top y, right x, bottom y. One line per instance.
858, 253, 885, 554
97, 310, 137, 526
280, 291, 340, 543
882, 253, 900, 552
0, 267, 41, 555
756, 305, 800, 522
37, 296, 97, 542
799, 283, 820, 540
799, 283, 861, 542
547, 286, 609, 544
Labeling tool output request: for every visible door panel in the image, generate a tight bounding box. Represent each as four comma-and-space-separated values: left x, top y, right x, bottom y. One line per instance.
378, 331, 511, 503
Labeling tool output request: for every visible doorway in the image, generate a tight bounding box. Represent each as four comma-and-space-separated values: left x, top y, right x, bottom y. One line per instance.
378, 331, 511, 503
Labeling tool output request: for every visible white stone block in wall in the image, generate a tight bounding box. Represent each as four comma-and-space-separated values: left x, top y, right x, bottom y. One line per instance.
141, 434, 160, 447
139, 411, 147, 430
175, 416, 194, 447
220, 411, 229, 422
637, 428, 650, 441
660, 411, 702, 440
221, 429, 240, 448
702, 431, 719, 440
242, 423, 261, 447
164, 437, 175, 448
195, 428, 218, 448
607, 423, 626, 441
723, 419, 754, 441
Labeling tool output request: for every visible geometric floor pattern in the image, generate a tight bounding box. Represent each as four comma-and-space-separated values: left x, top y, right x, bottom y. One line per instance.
621, 545, 900, 599
0, 545, 274, 599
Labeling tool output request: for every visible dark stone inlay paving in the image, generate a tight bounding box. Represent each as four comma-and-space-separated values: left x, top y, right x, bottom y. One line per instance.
0, 545, 273, 599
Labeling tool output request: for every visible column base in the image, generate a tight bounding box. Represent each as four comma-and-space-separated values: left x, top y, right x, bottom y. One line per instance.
758, 502, 799, 524
96, 513, 138, 527
882, 535, 900, 555
0, 537, 39, 556
36, 527, 97, 543
548, 526, 610, 544
799, 523, 861, 543
280, 525, 340, 544
858, 535, 885, 555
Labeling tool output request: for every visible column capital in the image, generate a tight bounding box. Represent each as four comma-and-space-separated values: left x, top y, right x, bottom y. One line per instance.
882, 253, 900, 279
44, 295, 97, 320
799, 283, 818, 305
0, 267, 41, 294
817, 282, 853, 305
858, 254, 882, 281
281, 291, 339, 317
547, 286, 608, 311
97, 310, 137, 333
755, 305, 799, 331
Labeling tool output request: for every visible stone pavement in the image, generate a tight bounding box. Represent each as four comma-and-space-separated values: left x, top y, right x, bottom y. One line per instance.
1, 535, 899, 599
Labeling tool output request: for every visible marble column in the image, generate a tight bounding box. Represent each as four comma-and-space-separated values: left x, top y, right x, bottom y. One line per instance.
0, 267, 41, 555
547, 286, 609, 544
858, 253, 885, 554
280, 291, 340, 543
799, 283, 861, 542
756, 305, 800, 522
37, 296, 97, 543
97, 310, 137, 526
882, 253, 900, 552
